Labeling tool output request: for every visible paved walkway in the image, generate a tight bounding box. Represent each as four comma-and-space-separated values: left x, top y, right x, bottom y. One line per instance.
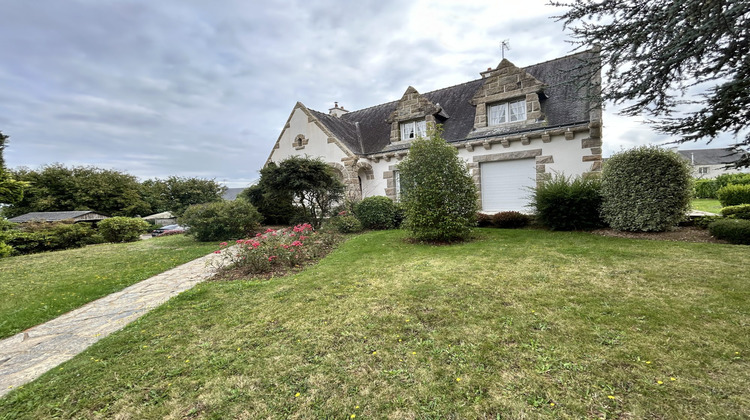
0, 250, 230, 398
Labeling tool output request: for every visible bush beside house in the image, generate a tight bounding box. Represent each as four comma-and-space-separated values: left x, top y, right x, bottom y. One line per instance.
98, 217, 150, 243
601, 146, 693, 232
531, 174, 603, 231
353, 196, 398, 230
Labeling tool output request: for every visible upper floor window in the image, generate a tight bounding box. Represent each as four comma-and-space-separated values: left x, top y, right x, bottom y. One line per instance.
488, 99, 526, 126
400, 120, 427, 140
698, 166, 710, 174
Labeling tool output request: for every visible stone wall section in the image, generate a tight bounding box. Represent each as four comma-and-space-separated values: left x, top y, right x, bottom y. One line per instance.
386, 86, 440, 143
472, 59, 545, 129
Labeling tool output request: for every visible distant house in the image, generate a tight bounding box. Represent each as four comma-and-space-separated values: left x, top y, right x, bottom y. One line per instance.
142, 211, 177, 226
265, 50, 603, 213
676, 148, 750, 179
222, 188, 246, 201
8, 211, 109, 223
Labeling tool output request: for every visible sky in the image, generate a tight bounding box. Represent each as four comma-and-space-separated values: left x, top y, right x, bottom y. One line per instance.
0, 0, 741, 188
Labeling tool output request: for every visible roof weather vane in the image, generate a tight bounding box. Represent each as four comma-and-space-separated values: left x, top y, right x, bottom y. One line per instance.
500, 39, 510, 59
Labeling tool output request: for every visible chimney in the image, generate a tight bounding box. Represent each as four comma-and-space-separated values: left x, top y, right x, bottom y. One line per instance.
328, 101, 349, 118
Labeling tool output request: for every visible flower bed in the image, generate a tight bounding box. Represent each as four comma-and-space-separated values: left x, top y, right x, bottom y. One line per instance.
213, 223, 342, 279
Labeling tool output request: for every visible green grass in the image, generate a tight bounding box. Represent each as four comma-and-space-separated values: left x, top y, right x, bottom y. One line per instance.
1, 229, 748, 418
692, 198, 723, 213
0, 235, 218, 339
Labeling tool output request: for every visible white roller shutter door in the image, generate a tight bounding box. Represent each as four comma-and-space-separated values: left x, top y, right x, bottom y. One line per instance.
480, 159, 536, 212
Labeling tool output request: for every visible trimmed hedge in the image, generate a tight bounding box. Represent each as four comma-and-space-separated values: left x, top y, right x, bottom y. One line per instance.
353, 196, 397, 230
324, 214, 363, 234
491, 211, 532, 229
601, 146, 693, 232
720, 204, 750, 220
694, 179, 719, 199
5, 222, 101, 254
531, 174, 603, 231
98, 217, 150, 243
476, 213, 493, 227
715, 173, 750, 189
180, 200, 262, 242
709, 219, 750, 245
717, 184, 750, 207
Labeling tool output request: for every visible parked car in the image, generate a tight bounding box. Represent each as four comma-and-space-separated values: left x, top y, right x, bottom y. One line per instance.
151, 224, 188, 237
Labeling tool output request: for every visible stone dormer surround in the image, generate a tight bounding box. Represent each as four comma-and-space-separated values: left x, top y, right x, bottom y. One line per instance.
471, 59, 545, 129
385, 86, 441, 143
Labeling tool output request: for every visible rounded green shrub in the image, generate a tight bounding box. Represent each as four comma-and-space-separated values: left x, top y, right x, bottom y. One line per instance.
491, 211, 532, 229
98, 217, 150, 243
0, 242, 12, 258
354, 196, 397, 230
325, 214, 363, 234
398, 126, 478, 242
709, 219, 750, 245
694, 179, 718, 199
476, 213, 493, 227
531, 174, 603, 231
600, 146, 693, 232
717, 184, 750, 207
180, 200, 261, 242
720, 204, 750, 220
715, 173, 750, 189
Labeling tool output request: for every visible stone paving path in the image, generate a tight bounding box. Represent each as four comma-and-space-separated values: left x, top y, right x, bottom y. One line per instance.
0, 250, 230, 398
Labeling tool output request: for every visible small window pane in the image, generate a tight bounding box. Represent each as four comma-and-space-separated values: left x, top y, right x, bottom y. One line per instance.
415, 120, 427, 138
489, 103, 507, 126
509, 100, 526, 122
400, 122, 415, 140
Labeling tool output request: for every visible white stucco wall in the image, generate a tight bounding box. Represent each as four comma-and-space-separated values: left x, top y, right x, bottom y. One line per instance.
268, 107, 349, 167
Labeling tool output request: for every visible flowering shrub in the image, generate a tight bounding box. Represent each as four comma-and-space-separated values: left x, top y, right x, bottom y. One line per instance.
214, 223, 342, 277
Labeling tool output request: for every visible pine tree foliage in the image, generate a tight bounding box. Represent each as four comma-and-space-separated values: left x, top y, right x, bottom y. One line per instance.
554, 0, 750, 167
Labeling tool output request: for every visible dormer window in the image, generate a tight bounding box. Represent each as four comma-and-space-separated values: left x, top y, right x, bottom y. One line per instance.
400, 120, 427, 140
488, 99, 526, 126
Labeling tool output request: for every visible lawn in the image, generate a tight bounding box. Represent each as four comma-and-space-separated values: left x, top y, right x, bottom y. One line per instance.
1, 229, 748, 418
0, 235, 218, 340
692, 198, 723, 213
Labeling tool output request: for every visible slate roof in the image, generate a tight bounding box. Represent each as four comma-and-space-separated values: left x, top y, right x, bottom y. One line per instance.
677, 148, 747, 165
8, 211, 108, 223
222, 187, 246, 201
142, 211, 175, 220
308, 50, 598, 155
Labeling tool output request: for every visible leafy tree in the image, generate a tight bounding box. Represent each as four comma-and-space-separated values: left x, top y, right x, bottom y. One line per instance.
398, 126, 478, 242
554, 0, 750, 167
141, 176, 226, 216
3, 164, 147, 218
240, 163, 300, 225
0, 131, 27, 205
263, 156, 344, 229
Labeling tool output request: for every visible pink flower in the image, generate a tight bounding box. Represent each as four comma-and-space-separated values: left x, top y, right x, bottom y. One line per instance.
268, 255, 277, 261
213, 250, 221, 254
221, 242, 228, 246
251, 241, 260, 248
289, 233, 296, 237
256, 233, 262, 237
265, 228, 275, 233
291, 241, 303, 247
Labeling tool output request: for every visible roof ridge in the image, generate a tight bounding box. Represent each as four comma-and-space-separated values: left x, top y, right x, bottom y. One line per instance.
519, 48, 598, 69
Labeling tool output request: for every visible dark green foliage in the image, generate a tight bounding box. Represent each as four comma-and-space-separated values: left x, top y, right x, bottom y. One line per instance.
0, 131, 26, 205
262, 156, 345, 229
491, 211, 532, 229
353, 196, 397, 230
5, 222, 100, 254
180, 200, 261, 242
709, 219, 750, 245
691, 215, 722, 229
694, 179, 719, 199
140, 176, 226, 217
555, 0, 750, 160
717, 184, 750, 207
720, 204, 750, 220
531, 174, 603, 231
240, 163, 300, 225
476, 213, 493, 227
601, 147, 693, 232
97, 217, 150, 243
398, 126, 478, 242
324, 214, 363, 234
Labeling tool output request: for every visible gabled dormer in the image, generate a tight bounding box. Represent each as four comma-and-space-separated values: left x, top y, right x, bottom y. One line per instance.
471, 59, 545, 130
385, 86, 444, 143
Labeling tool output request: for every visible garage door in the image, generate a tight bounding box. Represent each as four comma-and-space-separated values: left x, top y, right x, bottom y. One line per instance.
480, 159, 536, 212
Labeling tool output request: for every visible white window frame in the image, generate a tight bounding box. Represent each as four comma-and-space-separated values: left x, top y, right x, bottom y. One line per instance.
399, 120, 427, 141
698, 166, 710, 174
488, 99, 526, 126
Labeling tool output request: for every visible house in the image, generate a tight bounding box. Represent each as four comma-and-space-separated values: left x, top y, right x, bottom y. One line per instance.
142, 211, 177, 226
222, 188, 246, 201
266, 50, 603, 212
8, 211, 109, 224
676, 148, 750, 179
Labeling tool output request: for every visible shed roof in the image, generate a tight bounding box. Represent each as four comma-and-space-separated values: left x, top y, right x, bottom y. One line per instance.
677, 148, 747, 165
142, 211, 175, 220
8, 211, 108, 223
